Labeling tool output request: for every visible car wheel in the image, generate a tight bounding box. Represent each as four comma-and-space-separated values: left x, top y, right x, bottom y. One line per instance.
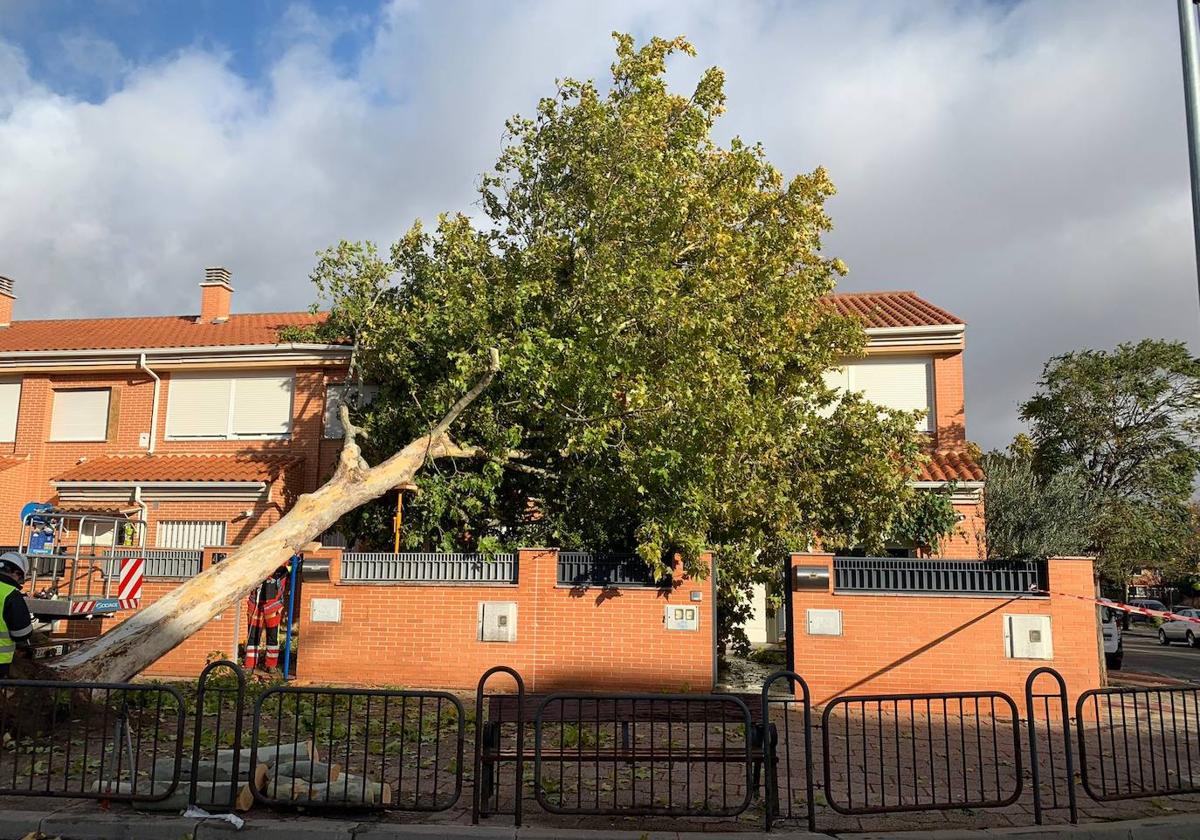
1107, 651, 1124, 670
1159, 629, 1170, 645
1189, 631, 1198, 648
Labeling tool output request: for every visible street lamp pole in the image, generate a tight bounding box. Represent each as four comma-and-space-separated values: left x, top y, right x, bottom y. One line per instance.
1177, 0, 1200, 301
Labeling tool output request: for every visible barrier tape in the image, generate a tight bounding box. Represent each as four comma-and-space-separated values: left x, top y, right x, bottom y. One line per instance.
1030, 587, 1200, 624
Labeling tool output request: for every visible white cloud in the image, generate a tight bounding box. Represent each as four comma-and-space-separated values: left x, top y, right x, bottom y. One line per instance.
0, 0, 1191, 449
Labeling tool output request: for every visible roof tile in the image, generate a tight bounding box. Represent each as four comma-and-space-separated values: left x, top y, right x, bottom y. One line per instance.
0, 312, 331, 353
919, 450, 984, 483
52, 454, 300, 484
824, 291, 964, 329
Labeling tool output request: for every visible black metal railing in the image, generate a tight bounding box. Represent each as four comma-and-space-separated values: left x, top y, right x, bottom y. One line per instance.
473, 665, 526, 826
556, 552, 662, 587
1076, 685, 1200, 801
188, 660, 246, 812
250, 686, 465, 811
0, 680, 185, 801
532, 693, 756, 817
761, 671, 816, 832
1026, 667, 1078, 825
833, 557, 1045, 596
821, 691, 1023, 815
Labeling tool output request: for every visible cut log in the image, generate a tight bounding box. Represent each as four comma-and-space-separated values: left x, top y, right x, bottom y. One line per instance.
49, 351, 501, 683
151, 757, 233, 782
273, 760, 340, 783
221, 739, 314, 768
264, 772, 387, 805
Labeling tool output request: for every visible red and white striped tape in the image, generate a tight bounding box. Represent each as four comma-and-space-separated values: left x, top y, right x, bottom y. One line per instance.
1031, 587, 1200, 624
68, 599, 140, 615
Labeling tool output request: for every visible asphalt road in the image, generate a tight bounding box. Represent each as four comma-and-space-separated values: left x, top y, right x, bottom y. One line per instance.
1120, 627, 1200, 683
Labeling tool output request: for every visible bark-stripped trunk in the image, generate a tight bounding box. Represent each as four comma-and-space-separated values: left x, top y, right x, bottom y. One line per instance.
49, 352, 499, 684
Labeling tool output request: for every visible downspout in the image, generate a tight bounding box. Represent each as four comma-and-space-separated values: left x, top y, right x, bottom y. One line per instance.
138, 353, 160, 454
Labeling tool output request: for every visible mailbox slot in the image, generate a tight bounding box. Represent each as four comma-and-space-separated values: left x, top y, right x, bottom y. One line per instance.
792, 565, 830, 591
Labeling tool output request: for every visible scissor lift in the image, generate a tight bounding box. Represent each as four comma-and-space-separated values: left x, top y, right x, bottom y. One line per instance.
20, 508, 147, 621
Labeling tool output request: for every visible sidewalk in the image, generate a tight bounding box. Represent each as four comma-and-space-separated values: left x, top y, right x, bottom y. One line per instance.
6, 806, 1200, 840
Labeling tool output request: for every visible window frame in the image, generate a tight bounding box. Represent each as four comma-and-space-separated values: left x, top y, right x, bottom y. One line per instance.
0, 378, 20, 443
165, 371, 295, 441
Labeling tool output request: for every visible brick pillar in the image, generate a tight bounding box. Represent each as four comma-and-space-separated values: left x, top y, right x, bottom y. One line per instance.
788, 552, 834, 698
1046, 555, 1103, 700
518, 547, 558, 693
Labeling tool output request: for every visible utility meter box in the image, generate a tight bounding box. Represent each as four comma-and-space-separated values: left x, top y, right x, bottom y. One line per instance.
806, 608, 843, 636
478, 601, 517, 642
310, 598, 342, 623
1005, 614, 1053, 660
664, 604, 700, 631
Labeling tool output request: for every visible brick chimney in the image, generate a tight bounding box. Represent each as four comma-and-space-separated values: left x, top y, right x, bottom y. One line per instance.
199, 267, 233, 324
0, 276, 15, 327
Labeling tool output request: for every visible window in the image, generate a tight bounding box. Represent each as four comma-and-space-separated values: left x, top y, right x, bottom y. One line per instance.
822, 358, 934, 432
156, 520, 227, 550
166, 372, 294, 439
324, 383, 378, 439
50, 389, 111, 441
0, 379, 20, 442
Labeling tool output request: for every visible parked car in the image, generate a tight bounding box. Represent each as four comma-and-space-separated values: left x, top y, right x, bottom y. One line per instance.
1128, 598, 1167, 625
1101, 607, 1123, 669
1158, 608, 1200, 647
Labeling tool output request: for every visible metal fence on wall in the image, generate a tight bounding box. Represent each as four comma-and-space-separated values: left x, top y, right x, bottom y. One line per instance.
340, 552, 518, 584
105, 548, 203, 579
556, 552, 661, 587
833, 557, 1045, 596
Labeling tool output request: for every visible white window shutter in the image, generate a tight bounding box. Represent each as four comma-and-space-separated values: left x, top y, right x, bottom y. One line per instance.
167, 375, 231, 438
50, 389, 110, 441
0, 380, 21, 442
231, 374, 294, 436
848, 358, 934, 431
156, 520, 227, 549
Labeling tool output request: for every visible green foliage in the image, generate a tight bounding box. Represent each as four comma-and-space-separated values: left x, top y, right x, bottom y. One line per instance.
1019, 340, 1200, 584
889, 486, 962, 555
296, 34, 940, 639
981, 446, 1093, 560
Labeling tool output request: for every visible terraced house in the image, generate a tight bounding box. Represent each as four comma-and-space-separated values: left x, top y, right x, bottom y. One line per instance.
0, 272, 981, 558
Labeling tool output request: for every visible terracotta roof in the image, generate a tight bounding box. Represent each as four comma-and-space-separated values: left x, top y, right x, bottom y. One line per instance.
919, 450, 984, 483
52, 454, 300, 484
0, 312, 334, 353
825, 291, 964, 329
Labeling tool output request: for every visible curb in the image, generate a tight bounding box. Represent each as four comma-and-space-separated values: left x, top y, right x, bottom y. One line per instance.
4, 813, 1200, 840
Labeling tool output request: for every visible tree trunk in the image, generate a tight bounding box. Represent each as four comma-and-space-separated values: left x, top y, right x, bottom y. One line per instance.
48, 352, 499, 683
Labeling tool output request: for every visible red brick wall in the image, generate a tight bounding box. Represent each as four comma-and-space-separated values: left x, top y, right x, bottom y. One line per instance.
931, 501, 985, 559
789, 553, 1102, 712
932, 351, 966, 449
131, 548, 716, 692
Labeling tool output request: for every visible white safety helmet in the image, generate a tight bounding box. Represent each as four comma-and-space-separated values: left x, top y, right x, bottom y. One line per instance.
0, 551, 28, 578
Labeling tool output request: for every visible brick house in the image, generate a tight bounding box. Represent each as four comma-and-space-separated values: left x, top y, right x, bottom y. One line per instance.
0, 273, 979, 572
0, 270, 352, 550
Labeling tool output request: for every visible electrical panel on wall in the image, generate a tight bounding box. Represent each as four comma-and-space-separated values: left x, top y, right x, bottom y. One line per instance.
806, 608, 843, 636
478, 601, 517, 642
310, 598, 342, 623
1004, 614, 1053, 660
664, 604, 700, 631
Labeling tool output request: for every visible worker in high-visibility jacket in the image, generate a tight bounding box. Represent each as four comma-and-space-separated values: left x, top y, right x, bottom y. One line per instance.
243, 560, 291, 672
0, 552, 34, 679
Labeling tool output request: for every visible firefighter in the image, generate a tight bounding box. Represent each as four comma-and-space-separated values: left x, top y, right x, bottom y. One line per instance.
0, 553, 34, 679
243, 560, 291, 672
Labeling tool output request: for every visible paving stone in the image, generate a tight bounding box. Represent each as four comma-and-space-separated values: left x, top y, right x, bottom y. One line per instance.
0, 810, 45, 840
194, 817, 358, 840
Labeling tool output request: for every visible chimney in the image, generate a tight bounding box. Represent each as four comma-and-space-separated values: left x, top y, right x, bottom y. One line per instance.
199, 267, 233, 323
0, 276, 15, 327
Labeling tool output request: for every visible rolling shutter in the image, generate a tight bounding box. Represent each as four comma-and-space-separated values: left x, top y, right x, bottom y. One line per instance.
50, 389, 110, 441
166, 375, 231, 438
231, 374, 293, 437
849, 358, 933, 431
156, 520, 227, 550
0, 380, 20, 442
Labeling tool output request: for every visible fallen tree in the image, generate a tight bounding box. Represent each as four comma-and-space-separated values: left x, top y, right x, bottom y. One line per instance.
46, 350, 501, 684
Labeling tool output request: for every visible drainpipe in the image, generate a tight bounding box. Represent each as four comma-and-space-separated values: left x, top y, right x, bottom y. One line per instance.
138, 353, 160, 454
132, 485, 148, 548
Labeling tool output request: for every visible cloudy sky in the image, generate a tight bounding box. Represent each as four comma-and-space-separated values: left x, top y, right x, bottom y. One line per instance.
0, 0, 1193, 449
